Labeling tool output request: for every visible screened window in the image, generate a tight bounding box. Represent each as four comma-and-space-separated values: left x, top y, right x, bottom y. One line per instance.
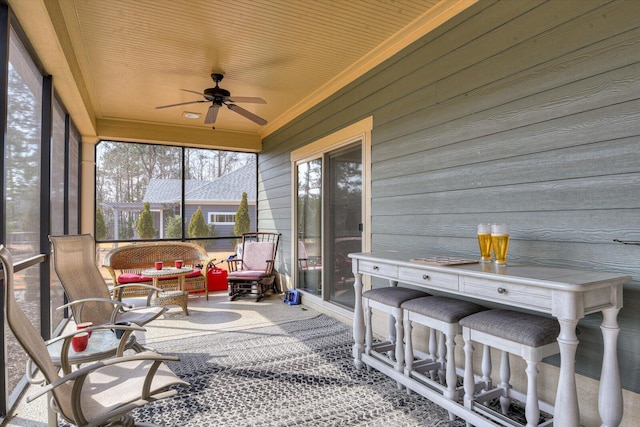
4, 24, 43, 405
95, 141, 256, 252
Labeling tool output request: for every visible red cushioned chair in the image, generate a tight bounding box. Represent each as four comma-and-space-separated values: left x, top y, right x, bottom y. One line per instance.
227, 232, 280, 301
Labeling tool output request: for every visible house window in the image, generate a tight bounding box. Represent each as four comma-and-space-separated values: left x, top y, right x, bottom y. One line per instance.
209, 212, 236, 225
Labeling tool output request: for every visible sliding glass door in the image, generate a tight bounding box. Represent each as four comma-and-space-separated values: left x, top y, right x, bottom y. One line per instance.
325, 145, 362, 308
295, 143, 362, 309
296, 159, 322, 294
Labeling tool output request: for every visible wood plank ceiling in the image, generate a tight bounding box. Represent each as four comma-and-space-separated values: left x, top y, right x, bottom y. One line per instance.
10, 0, 474, 149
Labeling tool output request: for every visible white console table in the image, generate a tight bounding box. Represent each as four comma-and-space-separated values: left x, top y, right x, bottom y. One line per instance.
349, 251, 631, 427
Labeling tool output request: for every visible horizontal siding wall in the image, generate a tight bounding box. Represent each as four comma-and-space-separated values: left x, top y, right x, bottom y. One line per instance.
261, 0, 640, 421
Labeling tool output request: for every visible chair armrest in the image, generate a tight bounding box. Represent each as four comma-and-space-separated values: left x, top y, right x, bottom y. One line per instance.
27, 350, 183, 402
226, 259, 243, 272
57, 297, 132, 311
112, 283, 163, 305
57, 297, 133, 322
101, 264, 118, 282
265, 259, 275, 274
34, 324, 146, 377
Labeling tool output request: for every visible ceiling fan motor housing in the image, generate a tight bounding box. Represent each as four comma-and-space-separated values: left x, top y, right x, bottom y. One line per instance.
204, 86, 230, 99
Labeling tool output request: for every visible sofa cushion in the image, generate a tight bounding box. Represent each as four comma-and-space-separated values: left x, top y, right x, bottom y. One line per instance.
185, 268, 203, 279
117, 273, 152, 284
158, 268, 203, 281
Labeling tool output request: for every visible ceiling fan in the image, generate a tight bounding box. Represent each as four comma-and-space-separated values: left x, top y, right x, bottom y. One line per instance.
155, 73, 267, 128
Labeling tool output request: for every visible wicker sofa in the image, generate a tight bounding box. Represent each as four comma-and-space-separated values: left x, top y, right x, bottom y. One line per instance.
103, 242, 213, 301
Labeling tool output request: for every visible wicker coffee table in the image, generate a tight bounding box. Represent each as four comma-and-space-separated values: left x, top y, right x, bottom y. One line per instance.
141, 267, 193, 316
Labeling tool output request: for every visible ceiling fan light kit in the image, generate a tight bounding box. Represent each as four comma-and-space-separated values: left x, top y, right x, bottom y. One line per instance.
156, 73, 267, 129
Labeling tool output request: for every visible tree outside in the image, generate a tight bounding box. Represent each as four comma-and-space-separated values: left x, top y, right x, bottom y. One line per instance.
137, 202, 156, 238
234, 191, 251, 236
95, 207, 107, 240
188, 207, 210, 238
165, 216, 183, 238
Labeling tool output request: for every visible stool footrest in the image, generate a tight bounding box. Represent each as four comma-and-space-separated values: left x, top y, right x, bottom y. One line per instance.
408, 371, 448, 395
474, 386, 507, 404
371, 342, 395, 353
412, 359, 441, 373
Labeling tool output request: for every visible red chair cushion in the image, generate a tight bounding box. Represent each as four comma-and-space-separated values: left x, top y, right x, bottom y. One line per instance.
228, 270, 269, 280
185, 268, 202, 278
117, 273, 152, 284
158, 268, 202, 281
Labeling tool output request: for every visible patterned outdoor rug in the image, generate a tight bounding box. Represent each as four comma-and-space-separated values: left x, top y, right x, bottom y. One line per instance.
125, 314, 466, 426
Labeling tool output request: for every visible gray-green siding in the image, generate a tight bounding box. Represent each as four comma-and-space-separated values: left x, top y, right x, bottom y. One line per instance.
260, 0, 640, 392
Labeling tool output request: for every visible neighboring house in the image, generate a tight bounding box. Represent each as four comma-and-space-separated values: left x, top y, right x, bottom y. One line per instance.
143, 161, 257, 244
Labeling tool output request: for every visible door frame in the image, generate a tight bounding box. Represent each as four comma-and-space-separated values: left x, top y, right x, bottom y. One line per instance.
290, 116, 372, 314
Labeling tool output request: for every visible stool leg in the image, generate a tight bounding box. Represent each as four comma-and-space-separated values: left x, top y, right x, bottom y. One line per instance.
444, 332, 457, 398
437, 332, 446, 384
387, 309, 396, 360
463, 333, 475, 412
404, 314, 414, 375
392, 307, 404, 389
364, 300, 373, 356
525, 359, 540, 427
404, 314, 414, 395
481, 344, 492, 391
428, 328, 437, 381
499, 351, 511, 416
444, 331, 458, 421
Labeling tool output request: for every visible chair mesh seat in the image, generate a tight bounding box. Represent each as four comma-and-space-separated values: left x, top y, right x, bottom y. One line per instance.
460, 309, 560, 347
362, 287, 430, 307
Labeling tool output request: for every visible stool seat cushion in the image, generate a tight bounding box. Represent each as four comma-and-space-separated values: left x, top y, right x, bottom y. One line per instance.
401, 296, 487, 323
460, 309, 560, 347
362, 287, 430, 307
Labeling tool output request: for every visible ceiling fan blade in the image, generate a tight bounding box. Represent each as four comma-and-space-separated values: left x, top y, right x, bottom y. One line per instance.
180, 89, 204, 96
205, 104, 220, 124
181, 88, 214, 101
227, 96, 267, 104
155, 100, 207, 109
227, 104, 267, 125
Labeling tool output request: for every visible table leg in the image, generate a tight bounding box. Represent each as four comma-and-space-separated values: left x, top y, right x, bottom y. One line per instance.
47, 393, 57, 427
352, 271, 365, 369
554, 317, 581, 427
599, 306, 622, 427
180, 275, 189, 316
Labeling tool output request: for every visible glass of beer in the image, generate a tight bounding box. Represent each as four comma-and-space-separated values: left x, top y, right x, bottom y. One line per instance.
491, 223, 510, 265
477, 224, 492, 262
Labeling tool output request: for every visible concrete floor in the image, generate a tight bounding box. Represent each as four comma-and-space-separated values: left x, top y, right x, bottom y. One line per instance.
3, 290, 319, 427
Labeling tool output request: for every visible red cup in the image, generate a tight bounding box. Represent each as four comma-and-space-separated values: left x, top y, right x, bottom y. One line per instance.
76, 321, 93, 337
174, 260, 183, 269
71, 332, 89, 352
155, 261, 163, 270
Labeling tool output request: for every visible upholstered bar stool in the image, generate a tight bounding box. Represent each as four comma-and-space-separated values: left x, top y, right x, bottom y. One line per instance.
362, 287, 430, 380
401, 296, 487, 419
460, 309, 560, 427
